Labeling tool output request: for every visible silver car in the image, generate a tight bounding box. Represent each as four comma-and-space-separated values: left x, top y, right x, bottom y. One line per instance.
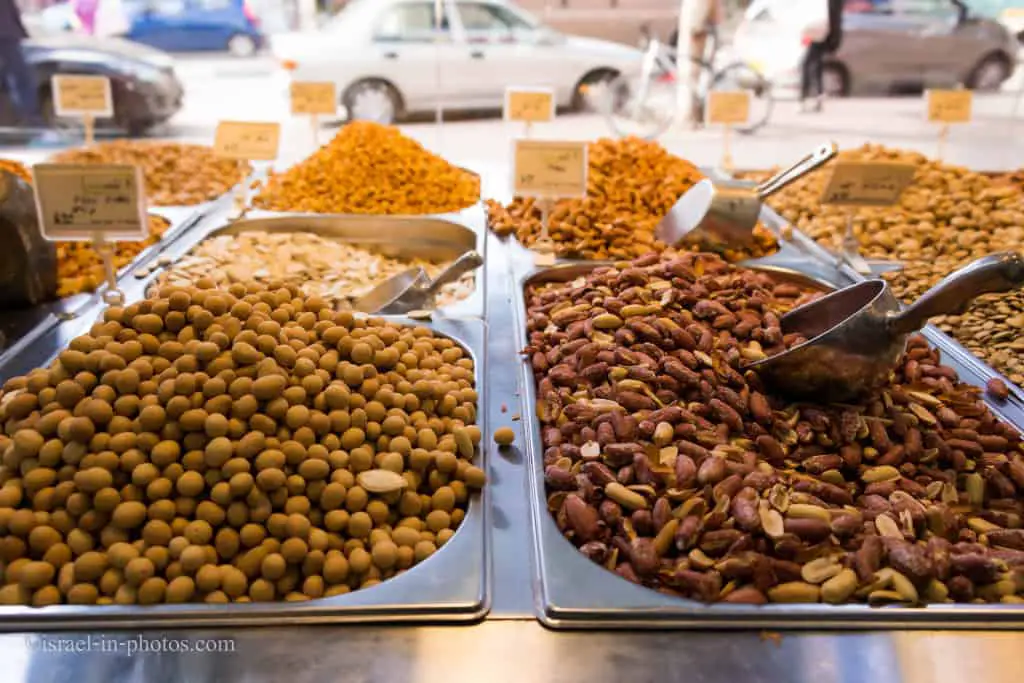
271, 0, 644, 123
735, 0, 1017, 96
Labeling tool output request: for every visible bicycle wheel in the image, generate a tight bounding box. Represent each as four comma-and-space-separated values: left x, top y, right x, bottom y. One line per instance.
601, 70, 677, 141
710, 61, 773, 135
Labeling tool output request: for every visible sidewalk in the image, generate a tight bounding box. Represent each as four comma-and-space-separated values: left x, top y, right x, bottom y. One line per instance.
398, 94, 1024, 174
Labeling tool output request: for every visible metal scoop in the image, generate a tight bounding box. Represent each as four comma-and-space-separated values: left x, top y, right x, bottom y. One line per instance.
352, 250, 483, 314
747, 252, 1024, 402
656, 142, 838, 247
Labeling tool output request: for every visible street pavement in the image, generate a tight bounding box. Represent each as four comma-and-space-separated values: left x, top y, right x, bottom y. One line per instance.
6, 52, 1024, 180
166, 52, 1024, 173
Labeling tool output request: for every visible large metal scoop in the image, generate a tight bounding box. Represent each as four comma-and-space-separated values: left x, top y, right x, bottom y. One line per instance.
656, 142, 838, 247
747, 252, 1024, 402
352, 250, 483, 314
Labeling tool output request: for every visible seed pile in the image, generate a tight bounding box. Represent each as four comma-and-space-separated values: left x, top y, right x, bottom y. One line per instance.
487, 136, 777, 261
53, 141, 250, 206
151, 231, 475, 311
57, 216, 171, 298
0, 280, 484, 606
253, 122, 479, 215
527, 252, 1024, 606
0, 158, 32, 184
746, 144, 1024, 388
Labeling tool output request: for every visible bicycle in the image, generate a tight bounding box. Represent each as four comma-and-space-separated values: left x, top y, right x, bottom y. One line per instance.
600, 31, 773, 140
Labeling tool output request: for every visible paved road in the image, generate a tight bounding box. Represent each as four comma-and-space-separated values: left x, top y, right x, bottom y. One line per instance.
6, 53, 1024, 175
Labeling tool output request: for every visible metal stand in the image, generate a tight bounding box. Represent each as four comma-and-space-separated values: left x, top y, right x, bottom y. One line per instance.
95, 238, 125, 306
533, 197, 555, 265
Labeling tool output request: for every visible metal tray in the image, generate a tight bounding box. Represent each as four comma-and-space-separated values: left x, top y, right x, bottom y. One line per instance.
514, 260, 1024, 630
135, 206, 488, 320
0, 311, 489, 630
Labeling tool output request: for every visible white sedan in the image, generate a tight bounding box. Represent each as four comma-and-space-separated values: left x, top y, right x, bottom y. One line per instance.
271, 0, 644, 123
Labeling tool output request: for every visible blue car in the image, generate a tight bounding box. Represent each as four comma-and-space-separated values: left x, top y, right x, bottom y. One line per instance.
125, 0, 264, 56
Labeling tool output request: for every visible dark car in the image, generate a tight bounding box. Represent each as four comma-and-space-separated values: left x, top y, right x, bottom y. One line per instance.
125, 0, 264, 56
0, 35, 183, 135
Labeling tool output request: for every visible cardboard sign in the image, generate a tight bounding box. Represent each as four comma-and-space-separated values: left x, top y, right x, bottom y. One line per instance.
52, 75, 113, 118
820, 161, 916, 207
214, 121, 281, 160
513, 140, 588, 198
927, 89, 972, 124
32, 164, 148, 241
290, 81, 338, 116
504, 87, 556, 123
707, 91, 751, 125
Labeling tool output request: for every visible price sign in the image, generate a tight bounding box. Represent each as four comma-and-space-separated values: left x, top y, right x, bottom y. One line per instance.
513, 140, 588, 198
927, 89, 972, 124
32, 164, 147, 241
706, 91, 751, 125
214, 121, 281, 161
290, 81, 338, 116
820, 161, 916, 207
504, 87, 556, 123
52, 75, 113, 118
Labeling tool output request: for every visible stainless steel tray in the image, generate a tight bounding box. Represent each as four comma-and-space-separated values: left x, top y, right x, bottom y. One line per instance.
137, 206, 488, 320
513, 260, 1024, 630
0, 311, 489, 629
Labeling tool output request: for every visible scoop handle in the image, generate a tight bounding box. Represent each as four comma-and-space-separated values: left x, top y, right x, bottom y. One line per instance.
756, 142, 838, 199
420, 250, 484, 299
888, 252, 1024, 336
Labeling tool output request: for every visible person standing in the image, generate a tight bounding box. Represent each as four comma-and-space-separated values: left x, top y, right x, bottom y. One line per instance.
674, 0, 722, 128
800, 0, 844, 112
0, 0, 44, 126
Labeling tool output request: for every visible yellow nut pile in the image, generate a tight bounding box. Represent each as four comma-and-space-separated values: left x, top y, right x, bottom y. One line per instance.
0, 280, 484, 606
0, 158, 32, 184
747, 144, 1024, 387
57, 216, 171, 298
487, 136, 776, 261
52, 141, 250, 206
253, 122, 479, 215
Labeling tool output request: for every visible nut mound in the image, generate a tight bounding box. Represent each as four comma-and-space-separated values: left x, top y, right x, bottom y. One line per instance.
253, 122, 479, 215
52, 141, 250, 206
153, 230, 474, 310
0, 158, 32, 184
487, 137, 777, 262
57, 216, 171, 298
745, 144, 1024, 388
0, 281, 484, 606
527, 251, 1024, 606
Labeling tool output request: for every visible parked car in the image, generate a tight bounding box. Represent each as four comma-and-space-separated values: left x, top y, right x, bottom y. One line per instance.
31, 0, 264, 56
125, 0, 264, 56
0, 35, 184, 135
735, 0, 1017, 96
271, 0, 644, 123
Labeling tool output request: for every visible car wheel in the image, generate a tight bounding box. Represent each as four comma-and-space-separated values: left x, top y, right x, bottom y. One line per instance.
573, 69, 619, 112
343, 80, 402, 124
227, 34, 258, 58
967, 54, 1011, 91
822, 63, 849, 98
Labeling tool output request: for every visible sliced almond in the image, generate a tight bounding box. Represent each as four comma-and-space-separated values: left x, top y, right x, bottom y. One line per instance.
357, 469, 408, 493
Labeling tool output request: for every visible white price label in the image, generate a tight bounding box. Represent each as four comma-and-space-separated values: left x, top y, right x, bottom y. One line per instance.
52, 75, 113, 118
32, 164, 148, 241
